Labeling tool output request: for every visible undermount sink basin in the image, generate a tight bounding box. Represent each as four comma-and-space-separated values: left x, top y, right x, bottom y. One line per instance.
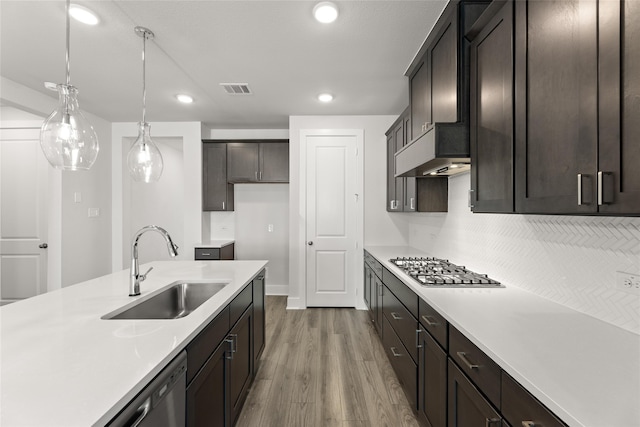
103, 281, 228, 320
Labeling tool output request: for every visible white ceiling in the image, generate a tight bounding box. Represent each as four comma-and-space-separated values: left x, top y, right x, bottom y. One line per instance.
0, 1, 447, 129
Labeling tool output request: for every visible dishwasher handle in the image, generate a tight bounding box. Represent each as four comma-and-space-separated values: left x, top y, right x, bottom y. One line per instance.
123, 398, 151, 427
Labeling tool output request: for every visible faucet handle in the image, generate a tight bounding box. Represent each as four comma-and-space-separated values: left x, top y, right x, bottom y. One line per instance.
139, 266, 154, 282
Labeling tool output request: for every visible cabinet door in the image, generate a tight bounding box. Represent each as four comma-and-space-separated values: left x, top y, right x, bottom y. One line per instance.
259, 142, 289, 182
387, 134, 403, 211
229, 306, 253, 425
252, 273, 265, 375
411, 60, 431, 138
363, 263, 372, 312
187, 341, 229, 427
515, 0, 598, 213
448, 360, 502, 427
598, 0, 640, 214
227, 143, 259, 182
203, 143, 233, 211
374, 275, 384, 336
470, 0, 514, 213
430, 7, 458, 124
418, 327, 447, 427
402, 115, 417, 212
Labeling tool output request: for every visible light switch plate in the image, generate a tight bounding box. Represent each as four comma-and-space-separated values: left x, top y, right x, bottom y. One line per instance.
88, 208, 100, 218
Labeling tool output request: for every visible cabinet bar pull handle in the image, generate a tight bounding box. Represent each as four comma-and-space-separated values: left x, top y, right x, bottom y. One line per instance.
259, 171, 262, 180
456, 351, 479, 369
416, 329, 422, 349
410, 197, 415, 210
230, 333, 238, 354
225, 336, 234, 359
522, 422, 536, 427
391, 312, 402, 320
255, 171, 258, 180
485, 418, 501, 427
201, 253, 211, 256
222, 201, 225, 210
468, 189, 474, 208
577, 174, 583, 205
390, 347, 402, 357
421, 315, 439, 327
597, 171, 603, 205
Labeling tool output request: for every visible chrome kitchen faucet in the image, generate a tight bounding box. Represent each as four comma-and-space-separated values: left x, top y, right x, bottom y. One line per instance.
130, 225, 179, 296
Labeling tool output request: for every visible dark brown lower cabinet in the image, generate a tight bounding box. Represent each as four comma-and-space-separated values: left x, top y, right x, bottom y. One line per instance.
187, 340, 230, 427
448, 359, 502, 427
501, 372, 566, 427
363, 263, 372, 313
230, 306, 253, 426
418, 326, 447, 427
252, 273, 265, 376
382, 316, 417, 410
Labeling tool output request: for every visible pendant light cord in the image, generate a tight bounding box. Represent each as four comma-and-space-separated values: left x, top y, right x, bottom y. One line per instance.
65, 0, 70, 86
141, 33, 146, 123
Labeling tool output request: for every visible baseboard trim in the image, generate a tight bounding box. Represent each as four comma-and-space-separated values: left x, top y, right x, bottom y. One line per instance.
286, 296, 305, 310
266, 284, 288, 296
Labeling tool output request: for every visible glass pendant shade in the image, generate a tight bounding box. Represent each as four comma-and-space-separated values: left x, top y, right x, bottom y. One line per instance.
40, 86, 99, 171
127, 122, 163, 183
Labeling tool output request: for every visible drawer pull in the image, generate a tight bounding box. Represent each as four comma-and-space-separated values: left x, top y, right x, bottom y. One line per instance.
201, 252, 211, 256
456, 351, 479, 370
522, 422, 536, 427
391, 312, 402, 321
421, 315, 439, 327
485, 418, 501, 427
390, 347, 402, 357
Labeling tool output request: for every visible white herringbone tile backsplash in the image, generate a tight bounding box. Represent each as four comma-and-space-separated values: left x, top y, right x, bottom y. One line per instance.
407, 173, 640, 335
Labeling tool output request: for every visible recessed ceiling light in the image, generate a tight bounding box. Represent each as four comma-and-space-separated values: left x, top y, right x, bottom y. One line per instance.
69, 4, 99, 25
313, 2, 339, 24
176, 94, 194, 104
318, 93, 334, 103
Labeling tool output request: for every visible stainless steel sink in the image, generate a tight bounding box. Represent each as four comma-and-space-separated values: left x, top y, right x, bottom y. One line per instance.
103, 281, 228, 320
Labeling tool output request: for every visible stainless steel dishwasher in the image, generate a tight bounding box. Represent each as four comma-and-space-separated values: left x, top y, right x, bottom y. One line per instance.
107, 351, 187, 427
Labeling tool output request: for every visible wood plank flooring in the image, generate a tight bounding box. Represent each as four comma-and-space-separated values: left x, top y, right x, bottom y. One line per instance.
236, 296, 421, 427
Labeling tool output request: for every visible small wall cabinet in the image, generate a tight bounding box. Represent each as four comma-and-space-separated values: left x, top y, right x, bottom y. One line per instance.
203, 143, 234, 212
227, 141, 289, 183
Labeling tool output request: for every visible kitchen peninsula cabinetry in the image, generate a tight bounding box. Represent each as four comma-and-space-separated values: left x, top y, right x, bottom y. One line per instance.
186, 272, 265, 427
203, 142, 233, 211
468, 0, 514, 213
227, 141, 289, 183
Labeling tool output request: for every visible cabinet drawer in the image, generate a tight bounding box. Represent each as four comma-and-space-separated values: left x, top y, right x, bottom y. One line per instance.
186, 306, 230, 385
382, 316, 417, 409
449, 326, 501, 409
382, 267, 418, 318
194, 248, 220, 260
364, 251, 383, 278
502, 372, 567, 427
383, 286, 418, 363
419, 298, 448, 350
230, 284, 252, 327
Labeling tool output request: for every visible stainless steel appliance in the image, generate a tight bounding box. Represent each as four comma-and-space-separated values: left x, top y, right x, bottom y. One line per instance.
107, 351, 187, 427
390, 257, 503, 288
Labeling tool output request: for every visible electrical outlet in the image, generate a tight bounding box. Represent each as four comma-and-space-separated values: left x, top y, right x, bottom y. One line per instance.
268, 224, 274, 232
616, 271, 640, 294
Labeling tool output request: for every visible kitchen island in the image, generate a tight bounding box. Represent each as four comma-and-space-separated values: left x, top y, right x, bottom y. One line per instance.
0, 260, 267, 426
366, 245, 640, 427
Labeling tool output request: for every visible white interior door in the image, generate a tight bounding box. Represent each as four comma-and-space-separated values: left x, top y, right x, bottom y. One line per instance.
305, 133, 359, 307
0, 128, 48, 302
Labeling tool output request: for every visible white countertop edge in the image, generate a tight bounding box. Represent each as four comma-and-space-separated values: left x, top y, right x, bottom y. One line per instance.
364, 245, 640, 427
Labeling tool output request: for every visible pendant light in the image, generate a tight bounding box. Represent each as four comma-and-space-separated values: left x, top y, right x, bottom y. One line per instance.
40, 0, 99, 170
127, 26, 163, 183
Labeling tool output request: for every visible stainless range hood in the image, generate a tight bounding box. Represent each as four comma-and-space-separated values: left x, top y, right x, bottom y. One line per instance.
394, 122, 470, 177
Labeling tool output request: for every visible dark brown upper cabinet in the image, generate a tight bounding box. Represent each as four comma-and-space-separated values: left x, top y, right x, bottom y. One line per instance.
203, 142, 234, 212
514, 0, 599, 214
227, 141, 289, 183
468, 0, 515, 213
597, 0, 640, 214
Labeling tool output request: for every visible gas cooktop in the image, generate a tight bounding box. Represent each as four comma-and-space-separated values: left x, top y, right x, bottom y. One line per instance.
390, 257, 503, 288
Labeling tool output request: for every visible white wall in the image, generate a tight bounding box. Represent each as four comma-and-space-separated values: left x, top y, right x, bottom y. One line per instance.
1, 77, 112, 288
404, 173, 640, 335
288, 115, 407, 309
234, 184, 289, 294
112, 122, 202, 271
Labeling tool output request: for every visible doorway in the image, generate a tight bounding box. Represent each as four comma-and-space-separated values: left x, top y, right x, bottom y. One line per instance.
302, 129, 363, 307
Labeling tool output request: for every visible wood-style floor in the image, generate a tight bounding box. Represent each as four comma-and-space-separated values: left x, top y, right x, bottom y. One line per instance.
236, 296, 421, 427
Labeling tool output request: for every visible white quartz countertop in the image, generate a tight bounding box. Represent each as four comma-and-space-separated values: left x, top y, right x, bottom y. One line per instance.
196, 239, 235, 248
365, 246, 640, 427
0, 260, 267, 427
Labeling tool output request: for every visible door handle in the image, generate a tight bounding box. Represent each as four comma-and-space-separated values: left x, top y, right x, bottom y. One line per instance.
307, 241, 313, 246
39, 243, 48, 249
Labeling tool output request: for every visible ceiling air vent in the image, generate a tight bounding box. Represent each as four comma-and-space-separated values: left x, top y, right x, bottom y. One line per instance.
220, 83, 252, 95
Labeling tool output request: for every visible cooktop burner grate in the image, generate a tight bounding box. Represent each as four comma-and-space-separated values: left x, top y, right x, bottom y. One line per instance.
390, 257, 503, 288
